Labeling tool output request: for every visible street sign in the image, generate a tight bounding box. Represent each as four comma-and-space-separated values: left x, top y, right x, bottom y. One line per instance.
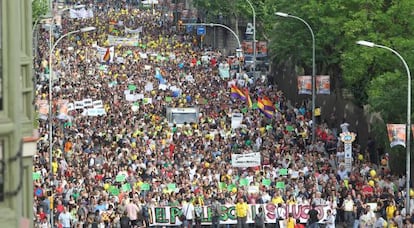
197, 26, 206, 35
340, 132, 356, 172
186, 25, 193, 33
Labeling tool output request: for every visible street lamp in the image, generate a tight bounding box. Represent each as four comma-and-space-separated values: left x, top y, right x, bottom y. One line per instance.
275, 12, 316, 143
48, 26, 95, 227
357, 40, 412, 214
183, 22, 243, 74
245, 0, 256, 72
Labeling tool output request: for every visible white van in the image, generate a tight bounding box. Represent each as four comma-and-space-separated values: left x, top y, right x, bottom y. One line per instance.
166, 107, 199, 126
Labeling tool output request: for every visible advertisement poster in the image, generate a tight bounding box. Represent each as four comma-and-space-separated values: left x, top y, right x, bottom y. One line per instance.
386, 124, 406, 148
297, 76, 312, 95
316, 75, 330, 94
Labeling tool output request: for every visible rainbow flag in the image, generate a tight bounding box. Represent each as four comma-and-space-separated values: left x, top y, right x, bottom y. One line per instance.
261, 96, 275, 111
258, 98, 274, 118
103, 48, 111, 62
244, 88, 252, 108
231, 85, 246, 101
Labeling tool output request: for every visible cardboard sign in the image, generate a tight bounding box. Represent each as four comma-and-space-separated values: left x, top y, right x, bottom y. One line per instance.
83, 99, 93, 108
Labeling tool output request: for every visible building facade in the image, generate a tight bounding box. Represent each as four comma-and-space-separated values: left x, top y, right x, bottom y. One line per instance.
0, 0, 36, 227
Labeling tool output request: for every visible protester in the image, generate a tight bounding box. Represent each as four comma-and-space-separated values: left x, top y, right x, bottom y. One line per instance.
254, 206, 265, 228
235, 197, 249, 228
32, 1, 412, 228
181, 198, 195, 228
307, 204, 319, 228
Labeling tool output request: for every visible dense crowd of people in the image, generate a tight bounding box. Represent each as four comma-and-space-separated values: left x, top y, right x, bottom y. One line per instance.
32, 1, 414, 228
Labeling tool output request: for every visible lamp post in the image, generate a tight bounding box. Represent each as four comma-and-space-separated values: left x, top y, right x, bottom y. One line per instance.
48, 26, 95, 227
183, 23, 241, 51
183, 22, 242, 74
357, 40, 411, 214
245, 0, 256, 72
275, 12, 316, 143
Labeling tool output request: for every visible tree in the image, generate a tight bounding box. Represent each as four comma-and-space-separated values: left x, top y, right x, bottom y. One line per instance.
192, 0, 277, 43
32, 0, 49, 24
191, 0, 414, 173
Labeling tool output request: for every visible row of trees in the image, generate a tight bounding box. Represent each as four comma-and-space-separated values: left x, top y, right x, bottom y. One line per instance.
193, 0, 414, 172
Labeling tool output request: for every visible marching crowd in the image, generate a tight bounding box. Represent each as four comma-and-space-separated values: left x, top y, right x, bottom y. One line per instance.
32, 0, 414, 228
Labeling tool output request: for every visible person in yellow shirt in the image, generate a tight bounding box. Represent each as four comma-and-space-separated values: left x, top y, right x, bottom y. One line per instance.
286, 195, 296, 205
271, 191, 285, 205
51, 158, 58, 174
286, 213, 295, 228
386, 201, 397, 221
235, 197, 249, 228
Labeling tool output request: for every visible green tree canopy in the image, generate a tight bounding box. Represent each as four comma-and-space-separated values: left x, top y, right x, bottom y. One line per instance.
32, 0, 49, 23
191, 0, 414, 161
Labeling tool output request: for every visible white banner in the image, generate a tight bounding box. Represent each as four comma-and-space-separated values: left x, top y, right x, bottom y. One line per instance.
142, 0, 159, 5
219, 63, 230, 79
73, 99, 104, 110
231, 152, 261, 167
125, 26, 143, 34
83, 99, 93, 108
69, 8, 94, 19
231, 113, 243, 129
93, 100, 103, 108
108, 35, 139, 47
74, 101, 84, 109
87, 108, 106, 116
147, 204, 331, 226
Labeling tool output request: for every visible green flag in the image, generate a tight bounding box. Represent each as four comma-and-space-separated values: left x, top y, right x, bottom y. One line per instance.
116, 174, 126, 182
33, 172, 41, 180
241, 107, 248, 114
128, 84, 137, 91
109, 186, 120, 196
165, 96, 172, 102
286, 125, 294, 132
122, 183, 131, 192
252, 102, 258, 109
141, 183, 150, 191
239, 178, 249, 187
64, 122, 72, 128
167, 183, 176, 191
219, 182, 227, 190
276, 181, 285, 189
227, 184, 237, 192
279, 168, 288, 176
262, 179, 271, 186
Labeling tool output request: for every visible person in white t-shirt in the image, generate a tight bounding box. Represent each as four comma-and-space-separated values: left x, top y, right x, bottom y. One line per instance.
181, 200, 195, 228
342, 195, 355, 227
58, 206, 71, 228
324, 209, 335, 228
